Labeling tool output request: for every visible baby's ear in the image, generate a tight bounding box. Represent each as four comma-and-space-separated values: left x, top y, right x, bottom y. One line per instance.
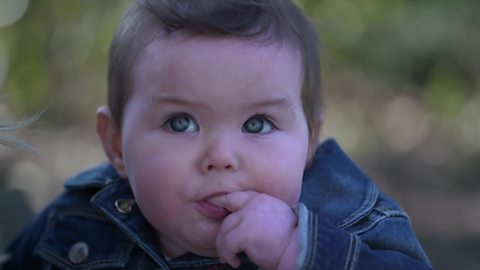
96, 106, 127, 178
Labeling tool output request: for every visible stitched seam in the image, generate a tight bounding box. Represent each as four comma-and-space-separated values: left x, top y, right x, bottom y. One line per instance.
344, 235, 360, 270
351, 236, 360, 270
94, 203, 170, 269
338, 183, 379, 229
344, 234, 354, 270
351, 212, 411, 235
304, 211, 317, 270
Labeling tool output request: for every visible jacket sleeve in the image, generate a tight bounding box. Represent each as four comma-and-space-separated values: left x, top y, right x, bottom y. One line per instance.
295, 203, 432, 270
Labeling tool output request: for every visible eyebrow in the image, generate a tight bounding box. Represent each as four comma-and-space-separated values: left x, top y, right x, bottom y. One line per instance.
150, 95, 197, 107
147, 95, 215, 114
246, 96, 294, 110
150, 95, 294, 110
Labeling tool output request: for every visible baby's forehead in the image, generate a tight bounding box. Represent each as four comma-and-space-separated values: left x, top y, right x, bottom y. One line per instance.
140, 31, 299, 62
132, 33, 292, 74
135, 35, 302, 84
130, 34, 304, 110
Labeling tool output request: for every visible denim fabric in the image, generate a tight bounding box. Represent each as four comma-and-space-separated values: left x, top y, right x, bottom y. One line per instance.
298, 139, 432, 269
2, 139, 432, 270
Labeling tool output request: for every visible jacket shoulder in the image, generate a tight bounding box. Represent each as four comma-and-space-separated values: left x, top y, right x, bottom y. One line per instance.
300, 139, 405, 229
64, 162, 120, 190
299, 140, 431, 264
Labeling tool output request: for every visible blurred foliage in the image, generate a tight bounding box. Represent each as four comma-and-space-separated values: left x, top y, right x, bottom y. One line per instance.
298, 0, 480, 164
0, 0, 129, 125
1, 1, 480, 269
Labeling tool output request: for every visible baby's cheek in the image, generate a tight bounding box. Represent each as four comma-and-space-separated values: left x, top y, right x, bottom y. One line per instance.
260, 177, 302, 207
264, 156, 306, 205
283, 184, 302, 206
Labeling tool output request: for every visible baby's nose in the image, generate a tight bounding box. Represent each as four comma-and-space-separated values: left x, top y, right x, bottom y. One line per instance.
200, 138, 239, 173
202, 151, 238, 172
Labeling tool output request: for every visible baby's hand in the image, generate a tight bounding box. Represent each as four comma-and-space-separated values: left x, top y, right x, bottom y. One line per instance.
215, 191, 299, 270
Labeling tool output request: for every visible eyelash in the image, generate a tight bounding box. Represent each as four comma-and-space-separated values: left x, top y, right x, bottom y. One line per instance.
160, 113, 278, 133
242, 114, 277, 134
161, 113, 199, 133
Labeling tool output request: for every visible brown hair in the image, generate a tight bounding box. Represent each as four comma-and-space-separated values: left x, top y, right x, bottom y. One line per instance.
108, 0, 322, 141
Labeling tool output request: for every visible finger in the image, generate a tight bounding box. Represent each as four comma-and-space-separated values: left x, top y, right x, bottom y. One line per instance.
221, 190, 258, 212
216, 215, 245, 268
219, 210, 242, 237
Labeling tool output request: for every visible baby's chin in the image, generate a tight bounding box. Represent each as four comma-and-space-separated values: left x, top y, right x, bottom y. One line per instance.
170, 223, 222, 258
159, 235, 219, 259
191, 225, 222, 256
189, 246, 219, 258
181, 237, 219, 258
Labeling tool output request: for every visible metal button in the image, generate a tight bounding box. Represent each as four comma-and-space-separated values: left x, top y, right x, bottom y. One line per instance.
105, 177, 114, 185
115, 199, 135, 214
68, 242, 89, 264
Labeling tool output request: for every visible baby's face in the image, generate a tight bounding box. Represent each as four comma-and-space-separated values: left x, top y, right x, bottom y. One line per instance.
119, 35, 309, 258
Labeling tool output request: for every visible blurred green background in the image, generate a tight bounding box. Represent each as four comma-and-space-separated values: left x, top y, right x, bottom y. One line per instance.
1, 0, 479, 269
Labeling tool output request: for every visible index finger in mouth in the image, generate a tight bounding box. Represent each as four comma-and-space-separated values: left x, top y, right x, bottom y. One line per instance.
216, 191, 258, 212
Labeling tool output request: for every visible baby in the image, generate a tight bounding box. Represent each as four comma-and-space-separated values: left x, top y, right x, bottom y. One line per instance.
3, 0, 432, 269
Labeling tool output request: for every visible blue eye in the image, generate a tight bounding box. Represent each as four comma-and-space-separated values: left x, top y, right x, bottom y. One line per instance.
165, 114, 198, 132
242, 115, 274, 134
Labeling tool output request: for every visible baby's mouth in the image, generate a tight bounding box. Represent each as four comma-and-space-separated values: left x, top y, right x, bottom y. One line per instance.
206, 194, 227, 208
197, 194, 231, 221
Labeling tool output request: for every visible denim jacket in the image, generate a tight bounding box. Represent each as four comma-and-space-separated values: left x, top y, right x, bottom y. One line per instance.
2, 139, 432, 269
